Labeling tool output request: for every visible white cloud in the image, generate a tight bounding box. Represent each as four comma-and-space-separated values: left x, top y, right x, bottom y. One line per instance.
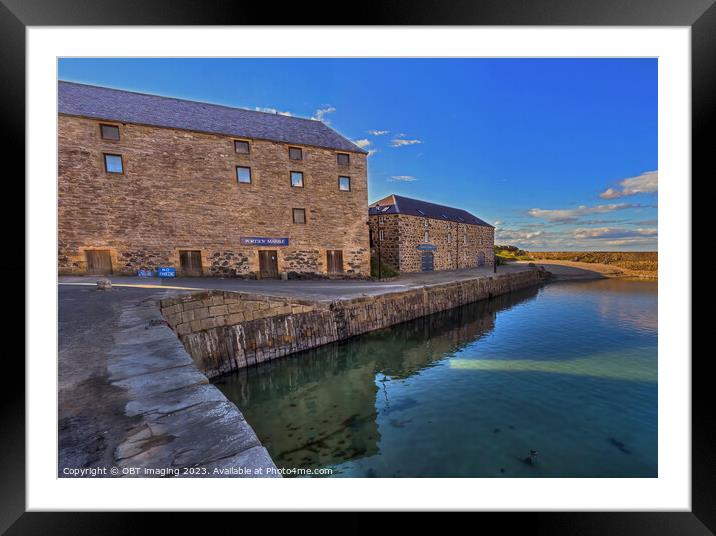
390, 138, 423, 148
353, 139, 371, 149
255, 107, 292, 116
528, 203, 642, 222
496, 229, 544, 241
573, 227, 657, 240
312, 105, 336, 123
368, 130, 389, 136
599, 170, 658, 199
367, 149, 379, 157
389, 175, 417, 182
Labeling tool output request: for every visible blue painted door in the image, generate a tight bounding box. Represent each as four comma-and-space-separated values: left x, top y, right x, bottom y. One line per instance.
421, 252, 434, 272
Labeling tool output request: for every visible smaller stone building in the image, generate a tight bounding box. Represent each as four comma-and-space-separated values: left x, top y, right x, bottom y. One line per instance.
368, 195, 494, 272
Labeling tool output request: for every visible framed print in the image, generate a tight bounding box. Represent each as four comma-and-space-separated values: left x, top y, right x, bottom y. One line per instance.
4, 0, 709, 530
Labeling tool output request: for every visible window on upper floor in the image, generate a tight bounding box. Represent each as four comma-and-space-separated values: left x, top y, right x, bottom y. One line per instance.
448, 233, 452, 243
289, 147, 303, 161
339, 176, 351, 191
424, 230, 429, 242
234, 140, 250, 154
293, 208, 306, 224
236, 166, 252, 184
290, 171, 304, 188
379, 229, 384, 240
104, 154, 123, 174
337, 153, 350, 166
100, 124, 120, 140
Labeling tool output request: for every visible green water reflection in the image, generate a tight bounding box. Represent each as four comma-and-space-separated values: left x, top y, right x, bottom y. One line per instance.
214, 279, 657, 477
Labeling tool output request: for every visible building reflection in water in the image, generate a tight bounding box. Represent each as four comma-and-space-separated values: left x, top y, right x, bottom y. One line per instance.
214, 285, 541, 471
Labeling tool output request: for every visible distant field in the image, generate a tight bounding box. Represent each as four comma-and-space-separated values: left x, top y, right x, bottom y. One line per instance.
528, 251, 658, 274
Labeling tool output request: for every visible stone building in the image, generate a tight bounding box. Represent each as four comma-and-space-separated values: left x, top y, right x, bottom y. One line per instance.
368, 195, 494, 272
58, 81, 370, 278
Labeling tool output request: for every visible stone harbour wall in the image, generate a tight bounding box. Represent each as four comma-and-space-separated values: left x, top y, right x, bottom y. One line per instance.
161, 269, 549, 378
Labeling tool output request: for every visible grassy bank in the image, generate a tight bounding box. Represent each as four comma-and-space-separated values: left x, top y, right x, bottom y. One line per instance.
528, 251, 659, 279
528, 251, 657, 273
496, 246, 657, 278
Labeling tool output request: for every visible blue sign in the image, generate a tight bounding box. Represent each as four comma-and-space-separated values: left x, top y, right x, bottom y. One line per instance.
416, 244, 437, 251
157, 267, 176, 278
137, 269, 154, 278
240, 237, 289, 247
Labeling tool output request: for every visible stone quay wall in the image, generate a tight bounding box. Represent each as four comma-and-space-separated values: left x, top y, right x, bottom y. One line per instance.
160, 269, 549, 378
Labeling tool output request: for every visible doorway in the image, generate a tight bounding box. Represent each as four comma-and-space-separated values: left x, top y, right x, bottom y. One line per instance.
326, 250, 344, 275
85, 250, 113, 275
477, 251, 486, 267
259, 250, 279, 279
421, 251, 434, 272
179, 250, 203, 276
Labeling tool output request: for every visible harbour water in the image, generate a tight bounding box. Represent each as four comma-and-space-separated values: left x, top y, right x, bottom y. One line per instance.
214, 279, 657, 477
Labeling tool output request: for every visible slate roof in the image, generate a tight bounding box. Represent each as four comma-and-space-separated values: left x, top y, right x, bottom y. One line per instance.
58, 81, 366, 154
369, 195, 493, 227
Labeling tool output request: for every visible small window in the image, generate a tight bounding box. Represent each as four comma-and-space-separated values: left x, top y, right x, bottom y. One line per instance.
338, 176, 351, 191
234, 140, 250, 154
292, 208, 306, 224
379, 229, 384, 240
290, 171, 304, 188
236, 166, 252, 183
100, 124, 120, 140
448, 233, 452, 243
337, 153, 350, 166
104, 154, 123, 174
289, 147, 302, 160
379, 217, 385, 226
424, 231, 429, 242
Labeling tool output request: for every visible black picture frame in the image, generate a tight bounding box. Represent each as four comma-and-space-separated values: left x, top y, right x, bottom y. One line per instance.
3, 0, 706, 531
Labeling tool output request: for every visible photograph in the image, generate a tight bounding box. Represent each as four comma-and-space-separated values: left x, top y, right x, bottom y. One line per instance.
7, 7, 705, 524
56, 57, 658, 479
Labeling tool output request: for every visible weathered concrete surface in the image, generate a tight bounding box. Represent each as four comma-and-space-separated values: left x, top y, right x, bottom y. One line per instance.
59, 285, 277, 477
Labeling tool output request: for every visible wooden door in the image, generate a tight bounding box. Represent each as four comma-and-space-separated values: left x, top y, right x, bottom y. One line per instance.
477, 251, 486, 267
259, 250, 279, 279
326, 250, 344, 274
421, 252, 434, 272
85, 250, 113, 275
179, 250, 203, 276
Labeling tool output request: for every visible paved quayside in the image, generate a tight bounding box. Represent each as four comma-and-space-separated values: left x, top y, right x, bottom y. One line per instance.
59, 285, 277, 477
58, 261, 606, 301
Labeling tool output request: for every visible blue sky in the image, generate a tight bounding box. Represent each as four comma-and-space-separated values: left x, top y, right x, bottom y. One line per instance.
58, 58, 657, 251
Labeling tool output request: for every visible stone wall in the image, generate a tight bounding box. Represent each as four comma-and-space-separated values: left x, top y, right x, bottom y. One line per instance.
161, 269, 548, 378
58, 115, 370, 277
368, 214, 401, 270
368, 213, 494, 273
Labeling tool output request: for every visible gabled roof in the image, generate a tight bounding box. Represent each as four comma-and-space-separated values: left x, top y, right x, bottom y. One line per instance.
58, 81, 366, 154
369, 194, 493, 227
